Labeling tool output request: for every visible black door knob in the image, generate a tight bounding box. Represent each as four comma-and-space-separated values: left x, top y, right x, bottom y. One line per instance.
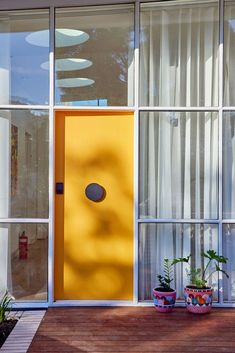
85, 183, 106, 202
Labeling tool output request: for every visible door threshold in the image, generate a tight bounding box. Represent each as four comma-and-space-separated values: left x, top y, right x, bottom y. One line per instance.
52, 300, 134, 307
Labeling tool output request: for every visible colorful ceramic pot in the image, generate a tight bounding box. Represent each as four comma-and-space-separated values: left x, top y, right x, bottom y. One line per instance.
153, 288, 176, 313
184, 286, 213, 314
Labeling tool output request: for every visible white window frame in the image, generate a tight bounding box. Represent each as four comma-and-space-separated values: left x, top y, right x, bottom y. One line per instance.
1, 0, 234, 308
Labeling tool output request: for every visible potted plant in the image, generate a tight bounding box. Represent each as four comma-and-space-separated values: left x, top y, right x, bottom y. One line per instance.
153, 258, 176, 313
172, 250, 229, 314
0, 291, 17, 348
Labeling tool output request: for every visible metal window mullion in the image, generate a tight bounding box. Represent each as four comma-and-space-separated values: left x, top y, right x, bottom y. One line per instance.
223, 106, 235, 110
0, 105, 50, 110
218, 0, 224, 305
134, 0, 140, 306
139, 106, 219, 111
48, 5, 55, 307
53, 105, 135, 111
222, 219, 235, 223
0, 218, 49, 223
0, 0, 137, 11
137, 218, 220, 224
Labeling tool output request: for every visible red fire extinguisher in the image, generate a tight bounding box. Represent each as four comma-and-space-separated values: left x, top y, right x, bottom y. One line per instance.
19, 231, 28, 260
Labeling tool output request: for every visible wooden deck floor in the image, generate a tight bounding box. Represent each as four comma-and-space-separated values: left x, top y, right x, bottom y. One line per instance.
27, 307, 235, 353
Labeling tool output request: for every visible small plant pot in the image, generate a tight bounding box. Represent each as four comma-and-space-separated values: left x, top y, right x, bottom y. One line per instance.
184, 286, 213, 314
153, 288, 176, 313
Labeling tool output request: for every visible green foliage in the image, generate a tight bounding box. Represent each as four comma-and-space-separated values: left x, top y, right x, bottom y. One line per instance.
157, 258, 174, 291
185, 268, 207, 288
172, 255, 191, 265
173, 250, 229, 289
0, 291, 13, 324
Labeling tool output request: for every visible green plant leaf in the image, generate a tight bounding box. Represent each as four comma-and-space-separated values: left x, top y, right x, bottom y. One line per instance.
203, 250, 228, 264
172, 255, 191, 265
215, 265, 229, 278
0, 291, 13, 324
172, 249, 230, 289
157, 258, 174, 291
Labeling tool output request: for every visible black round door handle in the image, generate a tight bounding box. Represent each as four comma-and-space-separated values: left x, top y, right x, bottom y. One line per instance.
85, 183, 106, 202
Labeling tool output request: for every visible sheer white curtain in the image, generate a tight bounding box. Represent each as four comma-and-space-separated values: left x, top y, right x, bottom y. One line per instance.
223, 113, 235, 301
139, 1, 219, 301
140, 1, 219, 106
223, 117, 235, 219
224, 1, 235, 218
224, 1, 235, 106
139, 112, 218, 220
219, 1, 235, 302
223, 224, 235, 302
139, 224, 218, 300
139, 113, 218, 300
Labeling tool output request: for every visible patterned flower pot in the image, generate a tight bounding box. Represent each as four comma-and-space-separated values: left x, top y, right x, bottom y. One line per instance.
153, 288, 176, 313
184, 286, 213, 314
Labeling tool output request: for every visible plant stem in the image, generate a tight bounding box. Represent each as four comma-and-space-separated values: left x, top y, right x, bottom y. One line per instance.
205, 269, 217, 283
202, 259, 212, 281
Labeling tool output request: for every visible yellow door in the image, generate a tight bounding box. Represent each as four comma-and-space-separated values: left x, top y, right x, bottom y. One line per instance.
54, 111, 133, 300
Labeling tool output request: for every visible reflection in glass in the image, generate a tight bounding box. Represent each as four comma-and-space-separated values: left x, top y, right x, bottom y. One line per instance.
0, 223, 48, 301
0, 10, 49, 105
0, 110, 49, 218
26, 28, 89, 47
55, 5, 134, 106
224, 1, 235, 106
41, 58, 92, 71
223, 113, 235, 218
223, 224, 235, 302
138, 223, 218, 301
140, 1, 219, 107
139, 112, 218, 219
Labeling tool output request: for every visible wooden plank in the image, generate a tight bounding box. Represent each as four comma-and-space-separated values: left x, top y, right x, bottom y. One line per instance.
0, 311, 45, 353
27, 308, 235, 353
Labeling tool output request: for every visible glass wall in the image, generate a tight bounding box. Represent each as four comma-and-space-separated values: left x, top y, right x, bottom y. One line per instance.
0, 10, 49, 105
139, 111, 218, 220
223, 224, 235, 302
0, 9, 49, 303
140, 1, 219, 107
0, 1, 235, 306
0, 110, 49, 219
223, 112, 235, 219
139, 0, 235, 304
55, 5, 134, 106
139, 223, 218, 301
224, 1, 235, 106
0, 223, 48, 300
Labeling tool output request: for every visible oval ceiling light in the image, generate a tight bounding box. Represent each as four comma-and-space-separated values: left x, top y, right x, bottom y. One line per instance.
56, 78, 95, 88
56, 29, 89, 47
41, 58, 92, 71
26, 29, 89, 47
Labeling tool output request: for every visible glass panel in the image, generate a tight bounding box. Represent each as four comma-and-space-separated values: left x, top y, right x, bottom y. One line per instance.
223, 224, 235, 302
0, 223, 48, 301
140, 1, 219, 107
55, 5, 134, 106
0, 110, 49, 218
139, 112, 218, 219
223, 112, 235, 218
224, 1, 235, 106
138, 223, 218, 301
0, 10, 49, 105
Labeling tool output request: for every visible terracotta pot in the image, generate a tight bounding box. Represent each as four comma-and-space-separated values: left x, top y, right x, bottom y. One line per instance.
184, 286, 213, 314
153, 288, 176, 313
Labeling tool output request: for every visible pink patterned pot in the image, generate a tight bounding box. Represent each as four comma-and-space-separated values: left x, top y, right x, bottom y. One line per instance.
184, 286, 213, 314
153, 288, 176, 313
